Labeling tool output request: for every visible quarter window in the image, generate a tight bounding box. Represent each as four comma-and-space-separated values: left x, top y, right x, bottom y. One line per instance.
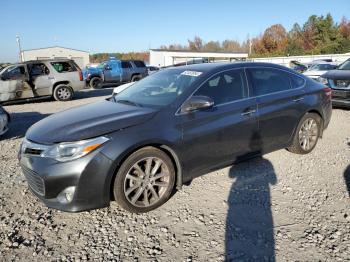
133, 60, 146, 68
194, 69, 247, 105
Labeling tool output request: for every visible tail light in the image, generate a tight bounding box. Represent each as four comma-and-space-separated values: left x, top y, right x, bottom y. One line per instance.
78, 70, 83, 81
323, 87, 332, 100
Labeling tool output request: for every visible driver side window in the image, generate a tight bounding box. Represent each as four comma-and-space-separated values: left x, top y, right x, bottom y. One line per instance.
5, 66, 26, 80
194, 69, 248, 105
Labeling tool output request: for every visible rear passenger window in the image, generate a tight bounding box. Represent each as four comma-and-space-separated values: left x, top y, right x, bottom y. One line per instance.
51, 62, 76, 73
133, 60, 146, 68
290, 74, 305, 89
194, 69, 247, 105
248, 68, 292, 96
121, 61, 132, 68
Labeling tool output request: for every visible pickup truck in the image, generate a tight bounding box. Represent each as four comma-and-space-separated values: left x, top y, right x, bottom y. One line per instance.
83, 59, 148, 89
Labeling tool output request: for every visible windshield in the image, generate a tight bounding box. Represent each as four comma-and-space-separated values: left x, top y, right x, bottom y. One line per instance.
338, 59, 350, 70
113, 68, 201, 108
308, 64, 336, 71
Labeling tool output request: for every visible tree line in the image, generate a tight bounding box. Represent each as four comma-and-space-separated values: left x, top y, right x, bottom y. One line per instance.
160, 14, 350, 57
89, 14, 350, 63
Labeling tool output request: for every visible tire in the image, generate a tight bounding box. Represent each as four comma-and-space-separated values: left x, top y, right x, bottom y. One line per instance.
53, 84, 74, 101
113, 147, 176, 213
89, 77, 102, 89
131, 75, 141, 82
287, 113, 322, 154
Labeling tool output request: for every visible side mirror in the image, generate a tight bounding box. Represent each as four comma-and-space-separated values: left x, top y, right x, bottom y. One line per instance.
0, 73, 8, 81
105, 66, 112, 71
181, 95, 214, 113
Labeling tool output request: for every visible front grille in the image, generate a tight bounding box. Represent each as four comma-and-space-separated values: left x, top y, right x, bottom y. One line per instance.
21, 165, 45, 196
334, 79, 350, 88
24, 148, 43, 155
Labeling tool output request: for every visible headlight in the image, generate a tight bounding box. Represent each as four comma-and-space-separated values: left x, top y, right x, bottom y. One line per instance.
41, 136, 109, 162
318, 77, 328, 85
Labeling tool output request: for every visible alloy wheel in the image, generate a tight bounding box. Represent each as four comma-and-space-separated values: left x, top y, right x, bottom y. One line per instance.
124, 157, 170, 208
298, 118, 318, 151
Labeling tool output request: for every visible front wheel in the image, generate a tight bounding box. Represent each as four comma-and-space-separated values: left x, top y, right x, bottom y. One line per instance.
287, 113, 321, 154
53, 84, 74, 101
113, 147, 176, 213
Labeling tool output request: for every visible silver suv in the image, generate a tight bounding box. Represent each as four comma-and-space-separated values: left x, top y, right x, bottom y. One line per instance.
0, 59, 86, 103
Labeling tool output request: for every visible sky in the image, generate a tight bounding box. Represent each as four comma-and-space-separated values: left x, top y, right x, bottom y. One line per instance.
0, 0, 349, 62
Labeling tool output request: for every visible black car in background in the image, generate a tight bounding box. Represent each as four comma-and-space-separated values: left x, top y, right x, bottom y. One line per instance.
319, 58, 350, 108
19, 62, 332, 213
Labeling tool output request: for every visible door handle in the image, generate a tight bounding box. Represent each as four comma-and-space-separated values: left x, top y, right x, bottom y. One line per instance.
293, 97, 304, 102
241, 109, 256, 116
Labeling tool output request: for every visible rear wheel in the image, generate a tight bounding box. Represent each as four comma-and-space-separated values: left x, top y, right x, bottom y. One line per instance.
89, 77, 102, 89
287, 113, 321, 154
53, 84, 74, 101
113, 147, 175, 213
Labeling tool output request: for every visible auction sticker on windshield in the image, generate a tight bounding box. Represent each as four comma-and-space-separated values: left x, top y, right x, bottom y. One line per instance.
181, 70, 203, 77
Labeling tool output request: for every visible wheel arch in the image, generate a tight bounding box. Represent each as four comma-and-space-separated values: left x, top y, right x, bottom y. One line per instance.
51, 81, 71, 93
109, 143, 183, 201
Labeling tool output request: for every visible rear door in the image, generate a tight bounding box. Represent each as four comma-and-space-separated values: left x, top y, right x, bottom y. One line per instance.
28, 63, 52, 96
246, 67, 307, 152
180, 68, 259, 177
121, 61, 132, 82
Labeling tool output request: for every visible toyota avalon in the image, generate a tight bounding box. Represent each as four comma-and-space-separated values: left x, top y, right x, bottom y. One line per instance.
19, 62, 332, 213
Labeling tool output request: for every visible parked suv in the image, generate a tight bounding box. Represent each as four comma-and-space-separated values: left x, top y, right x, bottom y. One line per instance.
84, 59, 148, 89
19, 62, 332, 213
319, 58, 350, 108
0, 59, 85, 103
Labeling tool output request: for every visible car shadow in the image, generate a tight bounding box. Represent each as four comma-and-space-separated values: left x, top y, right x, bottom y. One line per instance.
225, 132, 277, 261
2, 112, 51, 139
75, 88, 114, 100
344, 165, 350, 198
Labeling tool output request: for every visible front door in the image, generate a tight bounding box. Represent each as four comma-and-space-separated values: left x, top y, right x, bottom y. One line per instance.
180, 68, 259, 177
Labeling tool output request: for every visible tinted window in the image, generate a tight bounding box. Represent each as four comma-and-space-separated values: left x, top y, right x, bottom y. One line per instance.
133, 60, 146, 68
121, 61, 132, 68
51, 61, 76, 73
249, 68, 293, 96
194, 69, 247, 105
29, 63, 49, 76
5, 66, 26, 79
290, 74, 305, 89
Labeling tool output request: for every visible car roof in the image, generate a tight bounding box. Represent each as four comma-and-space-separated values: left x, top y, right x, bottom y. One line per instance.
168, 61, 293, 74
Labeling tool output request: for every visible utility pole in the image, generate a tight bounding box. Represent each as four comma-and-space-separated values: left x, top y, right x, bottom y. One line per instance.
16, 35, 23, 62
249, 38, 252, 56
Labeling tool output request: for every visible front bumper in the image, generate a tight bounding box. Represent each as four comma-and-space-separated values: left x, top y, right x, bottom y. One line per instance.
331, 89, 350, 108
19, 150, 116, 212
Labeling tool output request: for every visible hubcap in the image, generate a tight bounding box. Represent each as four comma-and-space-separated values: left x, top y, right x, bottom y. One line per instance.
299, 118, 318, 151
124, 157, 170, 207
57, 87, 71, 100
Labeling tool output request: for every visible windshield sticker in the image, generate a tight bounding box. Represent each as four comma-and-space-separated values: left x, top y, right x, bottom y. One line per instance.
181, 70, 203, 77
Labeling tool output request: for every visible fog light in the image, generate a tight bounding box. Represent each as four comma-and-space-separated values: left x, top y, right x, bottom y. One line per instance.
57, 186, 76, 204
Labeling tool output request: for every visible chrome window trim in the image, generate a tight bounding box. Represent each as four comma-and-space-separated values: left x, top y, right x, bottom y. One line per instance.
175, 66, 306, 116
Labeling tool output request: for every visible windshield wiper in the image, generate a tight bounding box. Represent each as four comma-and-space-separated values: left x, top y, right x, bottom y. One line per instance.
116, 99, 142, 107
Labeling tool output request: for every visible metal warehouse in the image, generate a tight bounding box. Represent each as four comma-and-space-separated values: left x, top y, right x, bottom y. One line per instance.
20, 46, 90, 68
149, 49, 248, 67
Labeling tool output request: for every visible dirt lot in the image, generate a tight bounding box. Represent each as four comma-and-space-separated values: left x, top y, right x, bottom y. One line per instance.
0, 89, 349, 261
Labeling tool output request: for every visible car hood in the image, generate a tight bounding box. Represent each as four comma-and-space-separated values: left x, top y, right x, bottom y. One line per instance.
26, 100, 157, 144
322, 70, 350, 80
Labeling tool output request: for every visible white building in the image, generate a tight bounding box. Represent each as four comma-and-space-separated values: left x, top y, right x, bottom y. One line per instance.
21, 46, 90, 68
149, 49, 248, 67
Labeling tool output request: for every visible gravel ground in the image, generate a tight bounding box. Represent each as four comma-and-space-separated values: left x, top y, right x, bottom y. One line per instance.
0, 89, 349, 261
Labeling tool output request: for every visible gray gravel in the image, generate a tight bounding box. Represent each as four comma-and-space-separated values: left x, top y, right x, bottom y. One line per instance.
0, 89, 349, 261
